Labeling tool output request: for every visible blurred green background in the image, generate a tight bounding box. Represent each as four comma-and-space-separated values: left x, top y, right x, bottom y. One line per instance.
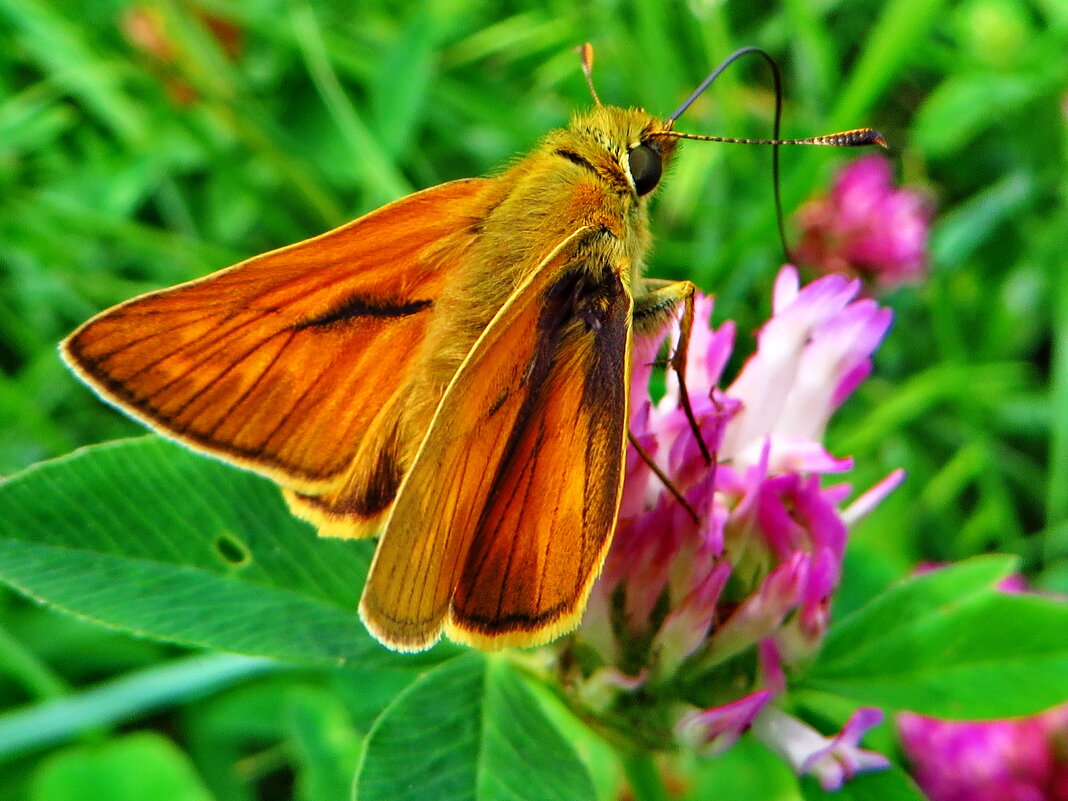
0, 0, 1065, 798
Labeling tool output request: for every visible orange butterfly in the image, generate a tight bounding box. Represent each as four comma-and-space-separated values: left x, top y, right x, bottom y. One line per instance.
62, 45, 883, 652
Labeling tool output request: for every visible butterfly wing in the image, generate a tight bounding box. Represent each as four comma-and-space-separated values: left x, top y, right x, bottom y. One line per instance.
63, 179, 493, 499
359, 226, 633, 651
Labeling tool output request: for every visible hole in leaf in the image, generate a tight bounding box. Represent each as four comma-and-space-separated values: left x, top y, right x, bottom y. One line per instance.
214, 532, 251, 567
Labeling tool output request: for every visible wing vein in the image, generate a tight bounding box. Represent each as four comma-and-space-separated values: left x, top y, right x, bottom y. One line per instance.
201, 328, 300, 439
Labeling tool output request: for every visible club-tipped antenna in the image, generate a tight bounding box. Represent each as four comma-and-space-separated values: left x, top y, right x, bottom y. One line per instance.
665, 46, 887, 262
658, 129, 888, 148
577, 42, 601, 106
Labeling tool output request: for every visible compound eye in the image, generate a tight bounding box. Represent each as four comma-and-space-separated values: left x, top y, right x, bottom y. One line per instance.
628, 144, 662, 196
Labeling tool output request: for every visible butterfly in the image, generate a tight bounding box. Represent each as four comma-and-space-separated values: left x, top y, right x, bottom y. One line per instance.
62, 45, 883, 652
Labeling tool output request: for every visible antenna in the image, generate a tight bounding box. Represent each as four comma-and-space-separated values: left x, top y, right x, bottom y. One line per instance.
576, 42, 601, 106
664, 47, 886, 261
658, 129, 887, 147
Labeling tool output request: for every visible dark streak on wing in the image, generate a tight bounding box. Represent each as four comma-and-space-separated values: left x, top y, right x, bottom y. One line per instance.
295, 295, 432, 330
488, 389, 510, 417
86, 269, 349, 364
580, 279, 630, 533
339, 425, 405, 516
292, 433, 403, 517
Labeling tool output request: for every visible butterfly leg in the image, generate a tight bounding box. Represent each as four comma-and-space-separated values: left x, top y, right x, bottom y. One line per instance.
627, 430, 699, 522
632, 279, 711, 465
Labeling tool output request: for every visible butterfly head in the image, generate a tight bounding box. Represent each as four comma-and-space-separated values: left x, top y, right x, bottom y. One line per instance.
550, 106, 679, 200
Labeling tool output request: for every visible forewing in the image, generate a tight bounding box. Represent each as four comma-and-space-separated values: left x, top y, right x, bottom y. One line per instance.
359, 227, 633, 651
63, 179, 492, 494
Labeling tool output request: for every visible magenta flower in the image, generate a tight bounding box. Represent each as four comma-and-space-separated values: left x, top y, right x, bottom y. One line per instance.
576, 266, 899, 788
793, 155, 932, 288
754, 706, 891, 791
898, 705, 1068, 801
676, 689, 774, 755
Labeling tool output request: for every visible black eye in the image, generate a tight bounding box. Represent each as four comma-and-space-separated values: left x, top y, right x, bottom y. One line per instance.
628, 144, 662, 196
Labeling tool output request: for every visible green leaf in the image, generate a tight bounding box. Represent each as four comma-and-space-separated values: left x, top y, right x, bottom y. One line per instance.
685, 736, 802, 801
355, 653, 596, 801
0, 438, 452, 667
800, 766, 926, 801
29, 732, 214, 801
816, 555, 1018, 667
334, 668, 425, 735
181, 674, 347, 801
286, 688, 363, 801
519, 678, 620, 801
804, 559, 1068, 717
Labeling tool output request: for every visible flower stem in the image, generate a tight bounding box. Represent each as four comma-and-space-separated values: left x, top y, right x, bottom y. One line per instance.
0, 652, 278, 760
621, 751, 670, 801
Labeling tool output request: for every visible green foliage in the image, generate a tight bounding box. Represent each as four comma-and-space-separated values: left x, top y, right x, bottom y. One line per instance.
804, 558, 1068, 717
681, 737, 801, 800
0, 437, 452, 667
356, 653, 596, 801
1, 0, 1065, 799
3, 439, 1066, 797
29, 733, 214, 801
799, 767, 928, 801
